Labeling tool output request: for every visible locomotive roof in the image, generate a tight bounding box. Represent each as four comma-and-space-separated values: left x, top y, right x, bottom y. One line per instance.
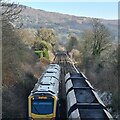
43, 72, 60, 80
40, 76, 59, 85
30, 64, 60, 97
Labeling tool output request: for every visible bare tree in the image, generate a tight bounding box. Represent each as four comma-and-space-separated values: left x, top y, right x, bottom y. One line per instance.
67, 35, 78, 52
1, 0, 22, 22
81, 19, 111, 58
91, 19, 111, 57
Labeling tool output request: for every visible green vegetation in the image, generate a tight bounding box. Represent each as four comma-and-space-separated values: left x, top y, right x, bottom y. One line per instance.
32, 27, 58, 59
43, 49, 49, 59
34, 50, 49, 59
33, 41, 49, 59
18, 27, 58, 60
34, 50, 44, 58
34, 41, 48, 51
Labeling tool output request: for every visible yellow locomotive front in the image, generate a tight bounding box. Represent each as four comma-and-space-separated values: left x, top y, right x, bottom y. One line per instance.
28, 94, 57, 120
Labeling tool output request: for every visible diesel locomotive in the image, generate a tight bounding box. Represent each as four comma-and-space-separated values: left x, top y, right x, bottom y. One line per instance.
28, 64, 60, 120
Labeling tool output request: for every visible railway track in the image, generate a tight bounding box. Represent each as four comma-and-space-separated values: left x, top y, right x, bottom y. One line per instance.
53, 52, 78, 119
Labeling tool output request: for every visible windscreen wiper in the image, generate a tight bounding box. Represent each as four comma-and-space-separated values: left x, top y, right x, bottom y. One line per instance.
32, 104, 40, 114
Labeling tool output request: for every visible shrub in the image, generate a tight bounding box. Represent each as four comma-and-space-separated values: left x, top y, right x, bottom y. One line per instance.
43, 49, 49, 59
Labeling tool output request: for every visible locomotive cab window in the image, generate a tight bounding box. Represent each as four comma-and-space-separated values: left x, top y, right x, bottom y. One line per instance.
31, 98, 54, 115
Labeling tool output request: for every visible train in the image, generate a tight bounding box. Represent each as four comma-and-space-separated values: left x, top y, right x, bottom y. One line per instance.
28, 64, 61, 120
28, 52, 113, 120
65, 72, 113, 120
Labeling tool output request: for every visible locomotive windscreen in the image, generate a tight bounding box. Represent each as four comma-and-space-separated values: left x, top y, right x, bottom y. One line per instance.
32, 98, 54, 115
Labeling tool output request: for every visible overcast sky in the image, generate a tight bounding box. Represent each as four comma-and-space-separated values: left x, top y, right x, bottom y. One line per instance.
9, 0, 119, 19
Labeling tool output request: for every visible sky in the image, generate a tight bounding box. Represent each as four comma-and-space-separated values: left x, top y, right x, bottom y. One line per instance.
10, 1, 119, 20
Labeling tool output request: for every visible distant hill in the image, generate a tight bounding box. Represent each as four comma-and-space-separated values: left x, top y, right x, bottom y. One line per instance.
14, 5, 118, 43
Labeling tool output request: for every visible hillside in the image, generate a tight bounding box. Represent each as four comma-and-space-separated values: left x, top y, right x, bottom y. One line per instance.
14, 5, 118, 44
2, 3, 119, 119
